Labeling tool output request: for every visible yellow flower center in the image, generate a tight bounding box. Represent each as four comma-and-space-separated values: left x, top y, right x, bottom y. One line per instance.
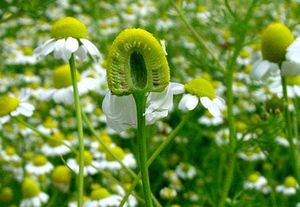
5, 147, 16, 155
52, 165, 71, 184
197, 5, 207, 12
32, 155, 48, 166
0, 187, 13, 203
286, 75, 300, 85
106, 146, 125, 161
48, 132, 64, 147
248, 172, 260, 183
0, 96, 19, 117
126, 7, 134, 15
22, 178, 40, 198
184, 77, 216, 99
284, 176, 298, 187
77, 151, 93, 166
53, 64, 80, 89
261, 23, 294, 63
51, 17, 88, 39
91, 188, 110, 200
44, 117, 57, 129
240, 50, 250, 59
22, 47, 33, 56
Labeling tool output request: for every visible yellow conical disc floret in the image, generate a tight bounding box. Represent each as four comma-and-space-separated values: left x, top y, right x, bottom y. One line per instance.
52, 165, 71, 184
284, 176, 298, 187
184, 78, 216, 99
248, 172, 260, 183
53, 64, 80, 89
107, 28, 170, 95
77, 151, 93, 166
261, 23, 294, 63
51, 17, 88, 39
0, 187, 13, 203
48, 132, 64, 147
32, 154, 48, 166
22, 178, 40, 198
106, 146, 125, 161
0, 96, 19, 116
91, 188, 110, 200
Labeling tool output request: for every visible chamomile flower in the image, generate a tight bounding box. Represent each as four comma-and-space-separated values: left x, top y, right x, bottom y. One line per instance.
52, 165, 72, 192
160, 187, 177, 200
178, 77, 226, 117
175, 162, 197, 180
276, 176, 299, 195
34, 64, 99, 105
84, 187, 124, 207
25, 154, 54, 176
0, 90, 35, 124
34, 17, 101, 62
41, 132, 71, 157
243, 172, 270, 194
0, 146, 21, 163
97, 146, 136, 171
238, 146, 267, 161
251, 23, 300, 80
20, 178, 49, 207
67, 150, 99, 176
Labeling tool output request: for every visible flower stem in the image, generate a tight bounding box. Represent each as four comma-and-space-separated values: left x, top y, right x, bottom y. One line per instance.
69, 54, 84, 207
118, 113, 189, 207
133, 92, 153, 207
281, 75, 300, 182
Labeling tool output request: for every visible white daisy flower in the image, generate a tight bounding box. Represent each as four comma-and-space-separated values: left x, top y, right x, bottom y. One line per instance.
67, 151, 99, 176
20, 178, 49, 207
0, 146, 20, 163
251, 23, 300, 80
238, 147, 267, 161
244, 172, 270, 194
41, 132, 71, 157
0, 89, 35, 124
102, 82, 182, 133
25, 154, 54, 175
34, 17, 101, 62
177, 78, 226, 117
33, 64, 99, 105
97, 146, 136, 171
276, 176, 299, 195
175, 162, 197, 180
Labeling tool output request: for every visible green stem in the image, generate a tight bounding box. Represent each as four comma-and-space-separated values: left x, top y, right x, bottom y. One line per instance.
82, 113, 161, 207
133, 92, 153, 207
281, 76, 300, 183
69, 54, 84, 207
119, 114, 189, 207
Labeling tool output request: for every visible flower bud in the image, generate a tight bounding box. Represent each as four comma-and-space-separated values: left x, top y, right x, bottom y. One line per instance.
107, 28, 170, 95
22, 178, 40, 198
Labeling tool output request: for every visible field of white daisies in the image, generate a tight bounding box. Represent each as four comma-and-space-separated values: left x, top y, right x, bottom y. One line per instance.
1, 0, 300, 207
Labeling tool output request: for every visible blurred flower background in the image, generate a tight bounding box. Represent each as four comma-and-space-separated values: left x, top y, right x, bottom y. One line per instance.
0, 0, 300, 206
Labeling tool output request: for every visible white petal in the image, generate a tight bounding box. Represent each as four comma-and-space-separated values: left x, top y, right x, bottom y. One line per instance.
102, 91, 137, 132
178, 94, 199, 111
286, 37, 300, 63
54, 39, 66, 59
66, 37, 79, 53
34, 39, 54, 56
170, 82, 185, 95
250, 60, 274, 80
80, 39, 101, 59
281, 60, 300, 76
75, 45, 87, 61
200, 97, 222, 117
